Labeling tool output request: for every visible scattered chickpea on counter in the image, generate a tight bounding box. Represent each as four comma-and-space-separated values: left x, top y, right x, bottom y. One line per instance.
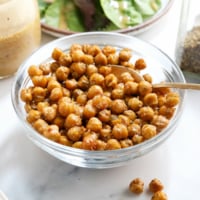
20, 44, 180, 150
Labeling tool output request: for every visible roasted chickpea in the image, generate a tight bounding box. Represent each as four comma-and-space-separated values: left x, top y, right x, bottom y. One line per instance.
87, 85, 103, 99
52, 48, 63, 61
33, 119, 48, 134
135, 58, 146, 70
151, 115, 169, 130
98, 109, 111, 123
106, 139, 121, 150
128, 97, 143, 111
111, 99, 127, 114
70, 62, 86, 77
128, 123, 141, 137
55, 66, 70, 81
138, 80, 152, 96
67, 126, 84, 142
82, 132, 98, 150
43, 124, 61, 142
86, 117, 102, 132
111, 88, 124, 99
165, 92, 180, 107
58, 53, 72, 67
82, 54, 94, 64
87, 45, 101, 56
32, 87, 47, 102
89, 73, 104, 86
129, 178, 144, 194
124, 81, 138, 95
71, 50, 84, 62
141, 124, 157, 140
31, 75, 48, 88
143, 73, 152, 83
107, 53, 119, 65
26, 109, 41, 123
120, 139, 133, 148
20, 88, 32, 102
149, 178, 164, 193
143, 93, 158, 106
104, 74, 118, 88
53, 116, 65, 129
47, 79, 61, 91
124, 110, 137, 121
96, 139, 107, 150
159, 105, 175, 119
59, 135, 72, 146
100, 125, 112, 141
138, 106, 154, 121
50, 87, 63, 102
151, 191, 168, 200
102, 45, 116, 56
28, 65, 43, 77
92, 95, 111, 110
76, 93, 87, 105
120, 72, 134, 83
64, 113, 82, 129
65, 79, 78, 90
83, 103, 97, 119
86, 64, 98, 76
119, 48, 132, 62
42, 105, 57, 122
94, 52, 107, 65
112, 124, 128, 140
132, 134, 144, 144
77, 75, 90, 90
72, 141, 83, 149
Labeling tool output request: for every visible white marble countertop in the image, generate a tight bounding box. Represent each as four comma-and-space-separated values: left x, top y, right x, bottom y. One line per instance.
1, 1, 200, 199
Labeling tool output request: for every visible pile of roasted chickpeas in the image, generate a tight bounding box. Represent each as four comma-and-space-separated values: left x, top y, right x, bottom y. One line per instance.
20, 44, 180, 150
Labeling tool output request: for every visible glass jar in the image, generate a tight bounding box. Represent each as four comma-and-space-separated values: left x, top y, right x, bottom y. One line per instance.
175, 0, 200, 82
0, 0, 41, 79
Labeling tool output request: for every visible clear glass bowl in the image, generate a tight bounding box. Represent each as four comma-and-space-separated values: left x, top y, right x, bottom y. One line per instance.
11, 32, 186, 169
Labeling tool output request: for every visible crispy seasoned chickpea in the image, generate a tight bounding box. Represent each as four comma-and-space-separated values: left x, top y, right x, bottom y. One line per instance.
55, 66, 70, 81
82, 132, 98, 150
165, 92, 180, 107
87, 85, 103, 99
149, 178, 164, 193
33, 119, 48, 134
65, 79, 78, 90
71, 50, 84, 63
76, 93, 87, 105
43, 124, 61, 142
86, 117, 102, 132
98, 66, 112, 77
86, 64, 98, 76
28, 65, 43, 77
124, 110, 137, 121
47, 79, 61, 91
138, 80, 152, 96
20, 88, 32, 102
100, 125, 112, 141
141, 124, 157, 140
129, 178, 144, 194
72, 89, 84, 99
98, 109, 111, 123
37, 101, 49, 112
67, 126, 84, 142
102, 45, 116, 56
58, 101, 75, 117
32, 87, 47, 102
104, 74, 118, 88
31, 75, 48, 88
65, 113, 82, 129
111, 99, 127, 114
42, 105, 57, 122
26, 109, 41, 123
50, 87, 63, 102
151, 191, 168, 200
159, 105, 175, 119
120, 139, 133, 148
112, 124, 128, 140
128, 123, 141, 137
72, 141, 83, 149
111, 88, 124, 99
70, 62, 86, 77
124, 81, 138, 95
58, 53, 72, 66
92, 95, 111, 110
120, 72, 134, 83
157, 95, 166, 107
77, 75, 90, 90
87, 45, 101, 56
96, 139, 107, 150
83, 103, 97, 119
143, 73, 152, 83
89, 73, 105, 86
53, 116, 65, 129
128, 97, 143, 111
50, 61, 60, 72
138, 106, 154, 121
94, 52, 107, 65
82, 54, 94, 64
143, 93, 158, 106
132, 134, 143, 144
70, 44, 82, 52
106, 139, 121, 150
119, 48, 132, 62
59, 135, 72, 146
52, 48, 63, 61
107, 53, 119, 65
135, 58, 146, 70
118, 115, 130, 126
151, 115, 169, 130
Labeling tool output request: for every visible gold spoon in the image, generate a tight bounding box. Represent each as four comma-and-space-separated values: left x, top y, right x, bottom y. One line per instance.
110, 65, 200, 90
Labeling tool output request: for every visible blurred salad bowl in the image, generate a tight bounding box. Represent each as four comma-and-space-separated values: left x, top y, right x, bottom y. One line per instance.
39, 0, 174, 37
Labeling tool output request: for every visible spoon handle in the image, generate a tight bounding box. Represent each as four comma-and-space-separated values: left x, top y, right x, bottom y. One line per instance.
153, 82, 200, 90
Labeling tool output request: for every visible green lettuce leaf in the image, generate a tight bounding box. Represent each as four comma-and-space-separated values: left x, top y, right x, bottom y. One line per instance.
100, 0, 143, 29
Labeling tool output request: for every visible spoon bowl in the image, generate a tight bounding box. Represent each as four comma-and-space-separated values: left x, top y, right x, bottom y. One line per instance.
110, 64, 200, 90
